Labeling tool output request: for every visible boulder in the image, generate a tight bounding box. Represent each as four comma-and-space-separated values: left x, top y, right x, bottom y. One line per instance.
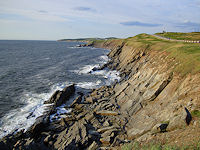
44, 84, 75, 107
151, 123, 168, 134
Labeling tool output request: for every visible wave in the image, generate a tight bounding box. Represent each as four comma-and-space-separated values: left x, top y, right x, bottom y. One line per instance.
50, 105, 72, 122
76, 80, 102, 89
0, 49, 119, 138
0, 82, 70, 138
73, 64, 100, 74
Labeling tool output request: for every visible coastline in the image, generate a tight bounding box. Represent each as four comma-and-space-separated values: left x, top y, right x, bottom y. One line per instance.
1, 34, 200, 149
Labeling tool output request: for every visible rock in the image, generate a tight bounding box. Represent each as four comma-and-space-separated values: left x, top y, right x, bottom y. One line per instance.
28, 115, 49, 138
44, 84, 75, 107
76, 111, 87, 120
85, 96, 96, 103
103, 121, 110, 127
101, 130, 115, 138
60, 118, 67, 126
88, 130, 100, 137
167, 114, 186, 131
53, 119, 88, 149
97, 126, 118, 133
159, 123, 168, 132
100, 130, 116, 146
87, 141, 99, 150
43, 135, 51, 145
185, 107, 192, 125
85, 113, 95, 122
99, 64, 107, 70
100, 136, 111, 145
95, 110, 119, 116
151, 123, 168, 134
70, 95, 82, 108
92, 67, 98, 72
0, 141, 9, 150
127, 128, 146, 140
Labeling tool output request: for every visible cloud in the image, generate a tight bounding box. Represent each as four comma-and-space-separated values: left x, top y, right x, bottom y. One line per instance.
120, 21, 162, 27
38, 10, 48, 13
74, 7, 95, 12
175, 21, 200, 29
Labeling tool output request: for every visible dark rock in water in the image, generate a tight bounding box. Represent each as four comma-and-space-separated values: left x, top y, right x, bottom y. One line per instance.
89, 64, 108, 74
185, 107, 192, 125
77, 92, 84, 96
92, 67, 98, 72
159, 123, 168, 132
99, 64, 108, 70
44, 84, 75, 107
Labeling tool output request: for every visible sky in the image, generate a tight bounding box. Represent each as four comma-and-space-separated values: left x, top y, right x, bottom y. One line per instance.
0, 0, 200, 40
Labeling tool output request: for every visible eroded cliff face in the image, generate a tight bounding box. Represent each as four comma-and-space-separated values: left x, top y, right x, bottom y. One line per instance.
93, 38, 200, 146
1, 35, 200, 149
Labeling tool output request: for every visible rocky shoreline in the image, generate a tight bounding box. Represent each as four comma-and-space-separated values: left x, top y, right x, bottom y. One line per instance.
1, 36, 200, 149
0, 42, 125, 150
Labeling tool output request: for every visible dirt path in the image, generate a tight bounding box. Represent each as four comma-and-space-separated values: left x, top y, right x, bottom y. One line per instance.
152, 34, 200, 43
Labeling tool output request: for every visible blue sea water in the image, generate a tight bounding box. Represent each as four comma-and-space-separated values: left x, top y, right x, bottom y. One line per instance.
0, 40, 120, 137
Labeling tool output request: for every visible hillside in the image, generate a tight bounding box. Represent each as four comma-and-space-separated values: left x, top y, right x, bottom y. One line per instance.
155, 32, 200, 41
58, 37, 117, 42
1, 33, 200, 149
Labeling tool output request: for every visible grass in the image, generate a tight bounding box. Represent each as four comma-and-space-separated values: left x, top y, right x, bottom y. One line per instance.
121, 140, 200, 150
155, 32, 200, 41
93, 33, 200, 76
191, 110, 200, 118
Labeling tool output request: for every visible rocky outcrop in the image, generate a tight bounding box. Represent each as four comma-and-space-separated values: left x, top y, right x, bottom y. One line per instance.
44, 84, 75, 107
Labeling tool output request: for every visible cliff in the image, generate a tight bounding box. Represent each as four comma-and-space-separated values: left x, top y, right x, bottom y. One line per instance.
1, 34, 200, 149
91, 34, 200, 147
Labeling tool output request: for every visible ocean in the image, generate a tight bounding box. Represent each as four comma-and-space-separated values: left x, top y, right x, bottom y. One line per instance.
0, 40, 120, 138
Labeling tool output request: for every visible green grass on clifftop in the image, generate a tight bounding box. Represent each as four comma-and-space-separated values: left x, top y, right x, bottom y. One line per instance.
121, 140, 200, 150
93, 33, 200, 76
155, 32, 200, 41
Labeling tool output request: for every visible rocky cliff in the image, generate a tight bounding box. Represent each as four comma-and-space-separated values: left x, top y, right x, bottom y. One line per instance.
1, 34, 200, 149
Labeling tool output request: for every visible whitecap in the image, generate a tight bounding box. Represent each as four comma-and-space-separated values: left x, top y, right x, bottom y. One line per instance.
73, 64, 100, 74
50, 105, 72, 122
91, 69, 120, 84
76, 80, 102, 89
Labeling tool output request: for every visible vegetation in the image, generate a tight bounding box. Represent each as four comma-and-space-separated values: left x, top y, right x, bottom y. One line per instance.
121, 140, 200, 150
93, 33, 200, 76
191, 110, 200, 118
155, 32, 200, 41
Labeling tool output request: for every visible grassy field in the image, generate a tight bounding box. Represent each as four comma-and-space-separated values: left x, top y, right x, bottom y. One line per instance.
155, 32, 200, 41
121, 140, 200, 150
93, 33, 200, 76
